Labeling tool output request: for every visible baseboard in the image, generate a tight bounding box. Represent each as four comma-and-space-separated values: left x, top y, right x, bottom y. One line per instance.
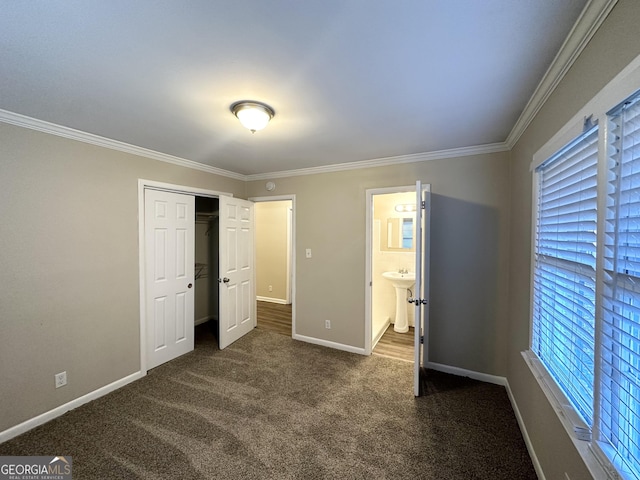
0, 371, 145, 444
293, 334, 366, 355
256, 296, 288, 304
372, 318, 391, 349
426, 362, 544, 478
504, 380, 546, 480
194, 315, 211, 326
427, 362, 507, 386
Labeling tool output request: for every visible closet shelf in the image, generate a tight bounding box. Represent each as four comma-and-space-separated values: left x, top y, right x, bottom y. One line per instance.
196, 212, 218, 221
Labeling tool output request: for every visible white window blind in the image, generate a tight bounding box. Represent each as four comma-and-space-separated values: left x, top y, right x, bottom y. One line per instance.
599, 93, 640, 478
532, 125, 599, 426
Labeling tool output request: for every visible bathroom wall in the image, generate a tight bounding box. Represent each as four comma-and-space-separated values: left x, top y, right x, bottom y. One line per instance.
372, 192, 416, 344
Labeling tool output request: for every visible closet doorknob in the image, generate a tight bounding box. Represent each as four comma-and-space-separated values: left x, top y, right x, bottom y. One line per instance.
188, 283, 193, 289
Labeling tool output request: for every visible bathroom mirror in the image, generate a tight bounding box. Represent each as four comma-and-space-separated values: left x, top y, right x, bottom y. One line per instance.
386, 217, 414, 249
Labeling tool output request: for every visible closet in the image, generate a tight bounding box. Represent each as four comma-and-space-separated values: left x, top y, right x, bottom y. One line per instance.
195, 197, 219, 329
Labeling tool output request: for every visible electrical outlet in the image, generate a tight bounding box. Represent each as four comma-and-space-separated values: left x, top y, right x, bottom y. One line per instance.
55, 371, 67, 389
325, 320, 331, 329
306, 248, 312, 258
268, 285, 273, 292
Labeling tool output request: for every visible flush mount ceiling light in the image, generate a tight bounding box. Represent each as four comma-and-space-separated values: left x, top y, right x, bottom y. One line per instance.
230, 101, 275, 133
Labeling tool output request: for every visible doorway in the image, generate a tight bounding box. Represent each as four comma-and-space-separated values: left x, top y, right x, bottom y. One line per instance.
366, 188, 417, 361
365, 183, 431, 395
250, 195, 296, 337
194, 196, 219, 333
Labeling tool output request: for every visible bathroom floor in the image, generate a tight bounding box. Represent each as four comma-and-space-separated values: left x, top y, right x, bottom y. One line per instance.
373, 325, 414, 362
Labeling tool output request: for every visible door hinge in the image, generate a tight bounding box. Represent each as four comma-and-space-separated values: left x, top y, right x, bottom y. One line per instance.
408, 298, 427, 305
420, 336, 424, 344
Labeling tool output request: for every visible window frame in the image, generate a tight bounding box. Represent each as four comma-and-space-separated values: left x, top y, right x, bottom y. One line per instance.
532, 123, 599, 429
526, 53, 640, 480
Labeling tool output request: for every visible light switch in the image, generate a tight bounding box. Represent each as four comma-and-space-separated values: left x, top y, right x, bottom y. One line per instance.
306, 248, 312, 258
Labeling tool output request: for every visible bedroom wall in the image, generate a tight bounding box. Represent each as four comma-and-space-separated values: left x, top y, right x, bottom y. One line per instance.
506, 1, 640, 477
246, 150, 511, 376
0, 121, 509, 435
0, 122, 244, 432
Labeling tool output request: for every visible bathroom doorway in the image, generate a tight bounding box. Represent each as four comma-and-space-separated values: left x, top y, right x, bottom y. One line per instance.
250, 195, 296, 337
366, 187, 417, 362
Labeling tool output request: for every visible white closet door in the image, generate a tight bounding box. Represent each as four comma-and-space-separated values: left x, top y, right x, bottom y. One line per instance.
145, 189, 195, 369
218, 196, 256, 349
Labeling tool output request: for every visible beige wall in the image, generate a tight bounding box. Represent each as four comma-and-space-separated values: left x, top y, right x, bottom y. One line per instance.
506, 1, 640, 478
255, 200, 290, 302
246, 151, 510, 375
0, 123, 244, 432
1, 121, 512, 434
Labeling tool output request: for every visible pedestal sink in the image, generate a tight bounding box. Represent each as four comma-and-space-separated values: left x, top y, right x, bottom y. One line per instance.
382, 272, 415, 333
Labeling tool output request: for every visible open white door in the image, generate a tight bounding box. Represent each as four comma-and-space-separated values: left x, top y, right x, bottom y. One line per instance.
412, 181, 431, 396
145, 189, 195, 369
218, 195, 256, 349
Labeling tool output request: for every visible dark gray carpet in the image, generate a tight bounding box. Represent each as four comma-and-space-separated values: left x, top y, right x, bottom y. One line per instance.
0, 325, 536, 479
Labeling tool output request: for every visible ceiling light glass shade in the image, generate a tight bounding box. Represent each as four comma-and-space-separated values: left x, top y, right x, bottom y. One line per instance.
231, 101, 275, 132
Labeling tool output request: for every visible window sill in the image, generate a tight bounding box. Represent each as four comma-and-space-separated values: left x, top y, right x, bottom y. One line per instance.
521, 351, 613, 479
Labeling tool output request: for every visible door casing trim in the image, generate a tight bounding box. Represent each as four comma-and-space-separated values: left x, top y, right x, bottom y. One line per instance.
365, 185, 418, 355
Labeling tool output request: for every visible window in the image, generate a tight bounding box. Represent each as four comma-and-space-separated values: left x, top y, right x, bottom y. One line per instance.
530, 89, 640, 480
532, 126, 599, 426
401, 218, 413, 249
600, 94, 640, 478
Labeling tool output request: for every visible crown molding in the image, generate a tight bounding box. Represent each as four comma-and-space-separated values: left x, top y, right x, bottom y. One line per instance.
245, 142, 510, 181
0, 109, 245, 181
505, 0, 619, 149
0, 0, 617, 182
0, 108, 509, 181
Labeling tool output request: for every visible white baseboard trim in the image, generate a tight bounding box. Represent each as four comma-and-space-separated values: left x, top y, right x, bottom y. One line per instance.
426, 362, 544, 478
504, 380, 546, 480
293, 334, 366, 355
256, 296, 288, 305
0, 370, 145, 444
427, 362, 507, 386
372, 318, 391, 350
194, 315, 211, 326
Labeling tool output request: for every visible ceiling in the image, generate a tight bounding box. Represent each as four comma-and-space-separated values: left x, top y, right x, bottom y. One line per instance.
0, 1, 590, 177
